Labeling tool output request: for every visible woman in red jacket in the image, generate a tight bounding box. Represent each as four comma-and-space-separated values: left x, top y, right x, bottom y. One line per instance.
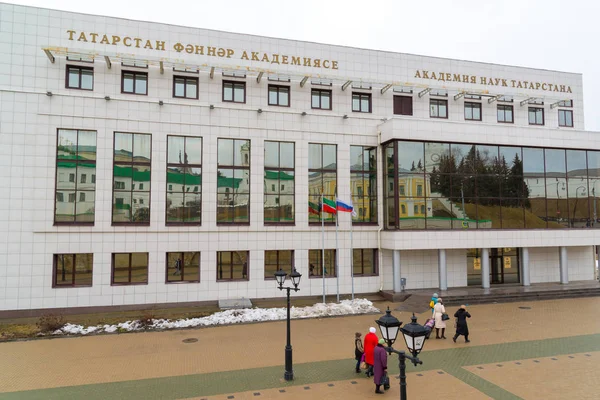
363, 327, 379, 377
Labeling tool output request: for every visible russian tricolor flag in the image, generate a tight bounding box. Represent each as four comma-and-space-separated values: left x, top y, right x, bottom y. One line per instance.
336, 198, 354, 213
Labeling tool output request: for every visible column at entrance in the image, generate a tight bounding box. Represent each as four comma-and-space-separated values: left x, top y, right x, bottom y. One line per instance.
559, 246, 569, 284
438, 249, 447, 291
521, 247, 530, 286
481, 248, 490, 289
392, 249, 402, 292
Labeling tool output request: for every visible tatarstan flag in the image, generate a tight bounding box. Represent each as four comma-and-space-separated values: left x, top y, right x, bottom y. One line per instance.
322, 197, 337, 214
308, 201, 321, 215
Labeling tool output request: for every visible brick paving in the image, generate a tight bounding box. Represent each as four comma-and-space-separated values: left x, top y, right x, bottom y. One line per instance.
0, 297, 599, 399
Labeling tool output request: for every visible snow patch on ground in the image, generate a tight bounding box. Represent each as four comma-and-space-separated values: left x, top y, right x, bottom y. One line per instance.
52, 299, 379, 336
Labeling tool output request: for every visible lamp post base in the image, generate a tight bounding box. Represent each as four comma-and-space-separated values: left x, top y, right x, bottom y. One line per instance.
283, 370, 294, 381
284, 345, 294, 381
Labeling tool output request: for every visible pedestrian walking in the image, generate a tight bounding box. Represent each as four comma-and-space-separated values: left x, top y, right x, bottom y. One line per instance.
453, 305, 471, 343
364, 327, 378, 377
373, 338, 388, 394
433, 298, 447, 339
354, 332, 364, 373
173, 258, 182, 276
429, 292, 439, 316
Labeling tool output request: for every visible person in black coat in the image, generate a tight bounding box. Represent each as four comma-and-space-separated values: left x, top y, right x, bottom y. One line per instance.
453, 305, 471, 343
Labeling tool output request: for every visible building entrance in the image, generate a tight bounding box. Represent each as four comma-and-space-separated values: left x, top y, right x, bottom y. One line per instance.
467, 248, 520, 286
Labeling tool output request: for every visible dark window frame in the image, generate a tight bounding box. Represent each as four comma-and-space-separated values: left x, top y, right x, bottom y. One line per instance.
308, 249, 337, 278
558, 109, 574, 127
121, 70, 148, 95
352, 92, 372, 113
216, 251, 249, 281
464, 101, 482, 121
52, 253, 93, 288
166, 135, 203, 226
430, 99, 448, 119
166, 251, 200, 283
352, 249, 378, 276
173, 75, 199, 99
65, 65, 94, 90
217, 138, 251, 225
54, 129, 97, 226
497, 104, 514, 123
264, 141, 295, 225
393, 95, 413, 116
350, 145, 377, 225
110, 252, 149, 286
311, 89, 332, 110
309, 143, 337, 225
222, 80, 246, 103
112, 132, 152, 225
264, 250, 295, 280
267, 84, 290, 107
528, 107, 545, 126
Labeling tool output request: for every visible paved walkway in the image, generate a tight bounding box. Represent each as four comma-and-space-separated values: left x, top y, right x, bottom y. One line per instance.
1, 297, 599, 399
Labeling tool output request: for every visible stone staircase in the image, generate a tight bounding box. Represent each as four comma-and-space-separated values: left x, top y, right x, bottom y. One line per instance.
433, 193, 466, 220
442, 287, 600, 306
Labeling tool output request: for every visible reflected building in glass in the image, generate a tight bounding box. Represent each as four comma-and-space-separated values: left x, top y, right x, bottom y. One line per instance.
1, 4, 599, 315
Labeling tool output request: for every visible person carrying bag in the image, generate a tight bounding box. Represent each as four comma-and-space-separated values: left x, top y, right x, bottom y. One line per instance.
354, 332, 364, 373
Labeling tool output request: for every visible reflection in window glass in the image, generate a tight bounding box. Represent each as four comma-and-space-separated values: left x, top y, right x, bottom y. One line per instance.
351, 146, 377, 223
264, 141, 295, 223
53, 254, 93, 287
217, 139, 250, 223
55, 129, 97, 223
353, 249, 377, 276
112, 253, 148, 284
166, 252, 200, 282
308, 249, 336, 277
217, 251, 248, 280
309, 143, 337, 223
264, 250, 294, 279
113, 132, 151, 224
167, 136, 202, 224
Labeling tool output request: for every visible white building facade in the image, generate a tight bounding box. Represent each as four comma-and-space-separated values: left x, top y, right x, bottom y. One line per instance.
0, 3, 599, 313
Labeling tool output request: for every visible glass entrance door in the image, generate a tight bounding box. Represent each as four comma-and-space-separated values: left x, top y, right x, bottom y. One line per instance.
467, 248, 520, 285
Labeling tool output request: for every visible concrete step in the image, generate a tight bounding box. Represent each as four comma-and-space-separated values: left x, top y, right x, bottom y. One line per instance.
442, 288, 600, 306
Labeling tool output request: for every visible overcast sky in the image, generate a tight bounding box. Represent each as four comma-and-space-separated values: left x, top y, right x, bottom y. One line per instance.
8, 0, 600, 130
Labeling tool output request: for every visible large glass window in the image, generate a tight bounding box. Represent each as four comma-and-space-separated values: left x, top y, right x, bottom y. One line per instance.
384, 140, 593, 230
53, 254, 93, 287
66, 66, 93, 90
166, 136, 202, 224
353, 249, 377, 276
166, 252, 200, 283
350, 146, 377, 223
528, 107, 544, 125
309, 143, 337, 223
264, 250, 294, 279
217, 139, 250, 224
122, 71, 148, 95
55, 129, 97, 224
308, 249, 336, 277
112, 132, 151, 224
264, 141, 295, 224
112, 253, 148, 285
173, 76, 198, 99
223, 81, 246, 103
217, 251, 248, 281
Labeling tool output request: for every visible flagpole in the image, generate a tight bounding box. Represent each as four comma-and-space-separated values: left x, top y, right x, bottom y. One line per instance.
335, 205, 339, 303
350, 210, 354, 300
321, 190, 325, 304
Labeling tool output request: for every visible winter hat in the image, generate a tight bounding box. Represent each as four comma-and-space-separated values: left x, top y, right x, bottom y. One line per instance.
369, 327, 376, 333
378, 338, 386, 345
433, 293, 439, 297
437, 298, 443, 303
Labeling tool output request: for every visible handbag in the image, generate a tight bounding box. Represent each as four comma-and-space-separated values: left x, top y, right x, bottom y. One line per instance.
441, 313, 450, 321
381, 371, 390, 390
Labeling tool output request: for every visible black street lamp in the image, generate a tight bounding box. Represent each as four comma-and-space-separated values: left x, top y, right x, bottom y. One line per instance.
275, 268, 302, 381
376, 308, 428, 400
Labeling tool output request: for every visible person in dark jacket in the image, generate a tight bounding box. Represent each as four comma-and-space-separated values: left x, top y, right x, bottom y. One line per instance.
373, 339, 388, 394
354, 332, 364, 373
453, 305, 471, 343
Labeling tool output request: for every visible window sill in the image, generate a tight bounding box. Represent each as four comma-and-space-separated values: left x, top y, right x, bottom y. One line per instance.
216, 278, 250, 282
54, 222, 95, 227
110, 282, 148, 286
52, 284, 93, 289
165, 280, 200, 284
308, 275, 337, 279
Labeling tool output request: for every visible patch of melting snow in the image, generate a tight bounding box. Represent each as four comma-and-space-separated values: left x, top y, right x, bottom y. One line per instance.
53, 299, 379, 336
